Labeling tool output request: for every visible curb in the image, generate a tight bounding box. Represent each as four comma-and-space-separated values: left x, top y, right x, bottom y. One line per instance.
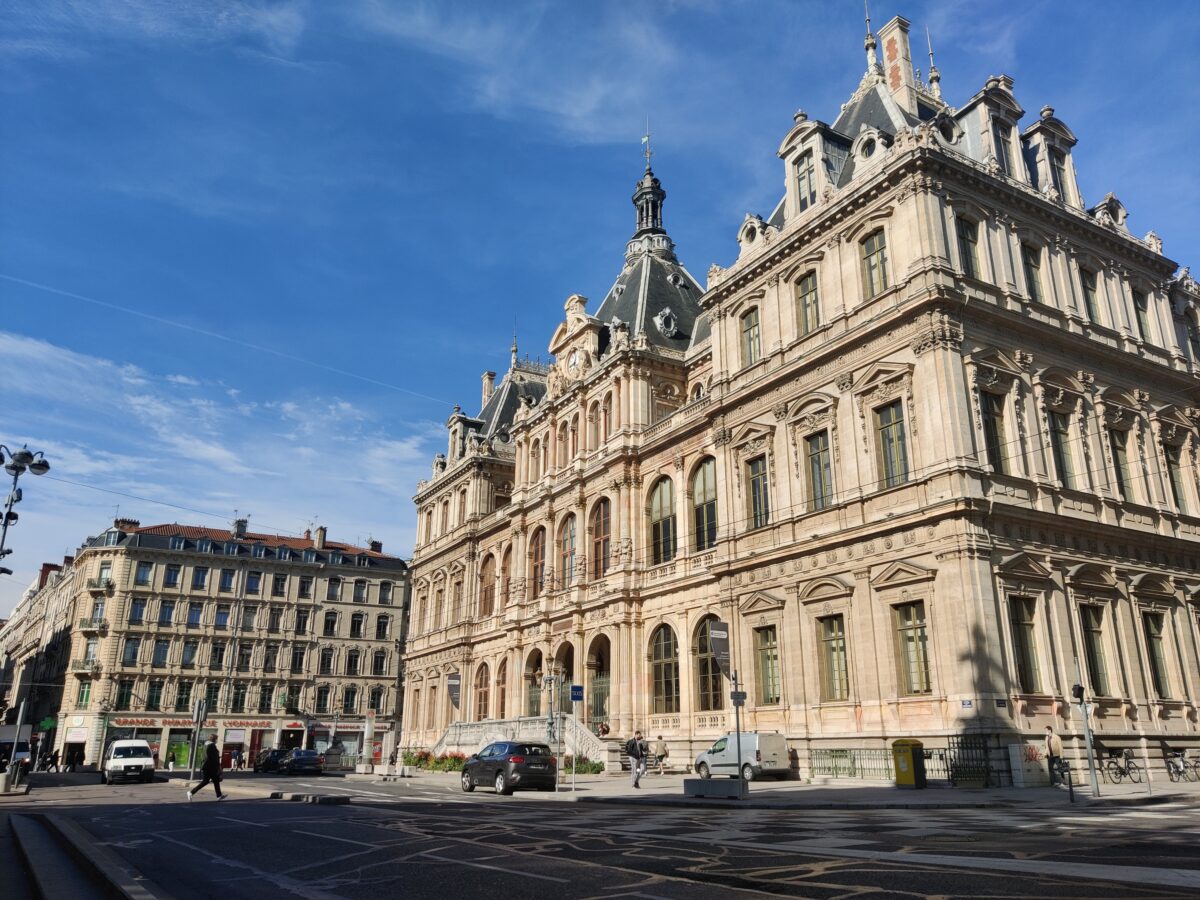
269, 791, 350, 805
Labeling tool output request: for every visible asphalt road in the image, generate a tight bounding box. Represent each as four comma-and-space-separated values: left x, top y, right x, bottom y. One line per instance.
9, 771, 1200, 898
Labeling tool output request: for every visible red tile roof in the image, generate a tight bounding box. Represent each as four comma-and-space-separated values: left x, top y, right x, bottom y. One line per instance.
134, 524, 395, 559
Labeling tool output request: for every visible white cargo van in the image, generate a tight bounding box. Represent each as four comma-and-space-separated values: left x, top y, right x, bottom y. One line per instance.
694, 732, 789, 781
101, 739, 155, 784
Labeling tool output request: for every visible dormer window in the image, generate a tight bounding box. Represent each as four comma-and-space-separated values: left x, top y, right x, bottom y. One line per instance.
796, 150, 817, 212
252, 544, 266, 559
330, 552, 343, 566
1049, 148, 1068, 198
304, 549, 316, 563
991, 121, 1013, 176
104, 530, 122, 546
224, 542, 237, 556
197, 539, 211, 553
170, 536, 185, 551
356, 555, 369, 568
277, 547, 290, 561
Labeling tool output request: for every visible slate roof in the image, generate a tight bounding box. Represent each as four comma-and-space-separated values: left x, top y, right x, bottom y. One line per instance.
476, 368, 547, 439
594, 250, 704, 354
131, 524, 399, 559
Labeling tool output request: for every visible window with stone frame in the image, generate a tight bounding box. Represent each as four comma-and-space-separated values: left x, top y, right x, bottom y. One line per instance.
991, 119, 1013, 176
747, 455, 770, 529
1132, 289, 1152, 343
894, 601, 932, 695
805, 430, 833, 511
979, 390, 1009, 475
1021, 243, 1044, 304
319, 647, 334, 675
1008, 596, 1040, 693
755, 625, 781, 705
649, 477, 676, 565
955, 216, 980, 280
1142, 611, 1172, 699
795, 150, 817, 211
315, 685, 330, 714
558, 515, 576, 588
650, 624, 680, 714
796, 271, 820, 336
860, 229, 889, 297
370, 687, 385, 714
1080, 604, 1110, 696
530, 528, 546, 598
875, 399, 909, 488
818, 614, 849, 701
1079, 267, 1100, 323
1108, 426, 1132, 500
695, 617, 724, 712
691, 459, 718, 551
740, 307, 761, 367
1047, 409, 1077, 489
474, 664, 490, 722
590, 499, 611, 578
342, 686, 358, 714
372, 649, 387, 676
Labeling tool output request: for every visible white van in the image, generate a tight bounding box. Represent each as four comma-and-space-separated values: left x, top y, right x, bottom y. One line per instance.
101, 739, 156, 785
694, 732, 789, 781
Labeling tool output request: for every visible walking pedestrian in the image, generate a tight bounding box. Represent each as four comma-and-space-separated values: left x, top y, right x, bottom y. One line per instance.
653, 735, 669, 776
1044, 725, 1064, 785
166, 750, 176, 773
186, 735, 225, 801
625, 730, 648, 789
50, 749, 60, 773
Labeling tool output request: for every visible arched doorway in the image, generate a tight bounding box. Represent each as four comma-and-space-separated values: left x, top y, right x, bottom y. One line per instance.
586, 634, 611, 733
553, 642, 575, 714
524, 649, 543, 716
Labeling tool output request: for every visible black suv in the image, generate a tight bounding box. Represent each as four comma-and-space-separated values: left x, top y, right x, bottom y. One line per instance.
253, 748, 286, 773
461, 742, 557, 795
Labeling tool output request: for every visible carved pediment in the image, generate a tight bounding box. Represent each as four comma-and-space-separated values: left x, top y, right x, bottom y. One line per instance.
730, 420, 775, 450
796, 576, 853, 604
857, 360, 912, 394
871, 560, 935, 588
1065, 563, 1116, 591
995, 553, 1054, 581
1130, 572, 1173, 597
740, 590, 787, 615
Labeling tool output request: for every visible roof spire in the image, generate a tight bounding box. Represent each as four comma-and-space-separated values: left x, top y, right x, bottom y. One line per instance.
641, 117, 653, 172
925, 25, 942, 99
631, 135, 665, 239
863, 0, 880, 74
511, 331, 518, 368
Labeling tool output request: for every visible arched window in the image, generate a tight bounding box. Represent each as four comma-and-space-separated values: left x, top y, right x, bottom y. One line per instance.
530, 528, 546, 598
587, 403, 600, 450
557, 426, 567, 468
590, 499, 610, 579
440, 499, 450, 534
433, 588, 444, 629
741, 308, 761, 366
650, 477, 676, 565
570, 414, 580, 458
695, 617, 724, 712
500, 548, 511, 609
479, 555, 496, 617
602, 393, 613, 439
345, 649, 360, 676
692, 458, 717, 551
496, 659, 508, 719
369, 686, 384, 713
343, 686, 358, 713
650, 625, 680, 714
558, 515, 576, 587
474, 663, 490, 722
372, 650, 387, 675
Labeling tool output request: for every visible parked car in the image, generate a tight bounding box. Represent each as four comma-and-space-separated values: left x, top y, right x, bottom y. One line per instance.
253, 748, 287, 773
694, 732, 789, 781
461, 741, 557, 795
101, 739, 156, 785
279, 748, 324, 775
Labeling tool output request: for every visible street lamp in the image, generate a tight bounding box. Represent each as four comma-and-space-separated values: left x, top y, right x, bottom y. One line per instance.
0, 443, 52, 577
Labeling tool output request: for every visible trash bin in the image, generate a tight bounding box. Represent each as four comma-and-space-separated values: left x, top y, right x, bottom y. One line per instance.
892, 739, 926, 789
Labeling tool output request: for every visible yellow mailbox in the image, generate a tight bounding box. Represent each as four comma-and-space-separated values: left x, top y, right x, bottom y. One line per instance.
892, 739, 927, 789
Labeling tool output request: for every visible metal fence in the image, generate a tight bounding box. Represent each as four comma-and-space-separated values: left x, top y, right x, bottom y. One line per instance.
810, 748, 895, 780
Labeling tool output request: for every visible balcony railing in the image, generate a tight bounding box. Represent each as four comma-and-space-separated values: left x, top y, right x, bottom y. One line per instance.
70, 659, 101, 674
78, 617, 108, 631
86, 577, 112, 591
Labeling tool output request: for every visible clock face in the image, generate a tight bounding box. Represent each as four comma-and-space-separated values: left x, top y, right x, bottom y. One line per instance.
567, 349, 579, 370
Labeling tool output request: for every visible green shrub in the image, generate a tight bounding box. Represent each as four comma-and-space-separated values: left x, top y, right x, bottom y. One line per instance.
402, 749, 433, 768
562, 755, 605, 774
430, 752, 467, 772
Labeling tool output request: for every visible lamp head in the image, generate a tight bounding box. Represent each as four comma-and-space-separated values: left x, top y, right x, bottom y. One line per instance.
28, 458, 49, 476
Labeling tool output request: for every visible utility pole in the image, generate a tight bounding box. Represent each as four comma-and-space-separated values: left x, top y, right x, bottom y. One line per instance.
1073, 657, 1100, 797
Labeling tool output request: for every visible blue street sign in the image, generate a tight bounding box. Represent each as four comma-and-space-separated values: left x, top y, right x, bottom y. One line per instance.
570, 684, 583, 702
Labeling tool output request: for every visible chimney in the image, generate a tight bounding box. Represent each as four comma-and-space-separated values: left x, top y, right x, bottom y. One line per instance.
38, 562, 61, 589
481, 371, 496, 407
303, 528, 311, 541
113, 517, 140, 531
878, 16, 918, 115
369, 540, 383, 553
314, 525, 327, 550
233, 518, 248, 539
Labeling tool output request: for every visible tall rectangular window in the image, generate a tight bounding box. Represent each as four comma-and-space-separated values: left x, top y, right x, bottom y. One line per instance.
290, 646, 306, 674
152, 639, 170, 667
267, 607, 282, 632
1080, 605, 1110, 696
258, 685, 273, 714
1021, 244, 1044, 303
1008, 597, 1040, 692
295, 609, 309, 635
1189, 321, 1200, 362
158, 600, 175, 626
135, 561, 152, 585
806, 430, 833, 511
1164, 442, 1187, 513
77, 681, 92, 708
1132, 290, 1151, 342
192, 566, 208, 590
128, 597, 146, 626
1080, 269, 1099, 323
210, 642, 226, 669
796, 150, 817, 211
181, 640, 198, 668
754, 625, 781, 705
272, 574, 287, 597
748, 456, 770, 529
214, 604, 230, 629
1109, 429, 1131, 500
1049, 148, 1067, 197
164, 564, 181, 588
980, 391, 1007, 475
187, 602, 203, 627
956, 216, 979, 279
147, 681, 163, 711
875, 400, 908, 488
122, 637, 141, 666
861, 230, 889, 297
298, 576, 313, 599
241, 605, 257, 631
895, 601, 932, 695
796, 272, 820, 335
992, 120, 1012, 175
1048, 411, 1075, 489
1142, 612, 1171, 698
231, 682, 247, 713
246, 571, 261, 595
219, 568, 235, 592
115, 680, 133, 711
741, 308, 761, 367
175, 680, 193, 712
819, 615, 849, 701
205, 682, 221, 710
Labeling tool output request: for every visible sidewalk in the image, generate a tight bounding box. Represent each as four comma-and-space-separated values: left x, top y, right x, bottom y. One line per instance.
393, 768, 1200, 810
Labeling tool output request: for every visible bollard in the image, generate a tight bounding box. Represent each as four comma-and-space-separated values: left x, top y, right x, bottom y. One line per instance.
0, 770, 9, 794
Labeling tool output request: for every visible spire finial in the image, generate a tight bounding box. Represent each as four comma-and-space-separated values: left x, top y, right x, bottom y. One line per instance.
925, 25, 942, 99
511, 331, 518, 367
863, 0, 880, 73
641, 118, 653, 172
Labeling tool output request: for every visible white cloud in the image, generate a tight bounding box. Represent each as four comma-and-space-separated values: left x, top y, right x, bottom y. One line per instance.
166, 373, 200, 386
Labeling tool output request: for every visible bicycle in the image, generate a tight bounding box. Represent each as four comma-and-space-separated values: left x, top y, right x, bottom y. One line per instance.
1105, 748, 1142, 784
1165, 751, 1196, 783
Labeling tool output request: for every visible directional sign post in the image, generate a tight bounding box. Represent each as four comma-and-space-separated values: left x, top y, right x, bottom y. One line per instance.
732, 675, 747, 798
570, 685, 583, 793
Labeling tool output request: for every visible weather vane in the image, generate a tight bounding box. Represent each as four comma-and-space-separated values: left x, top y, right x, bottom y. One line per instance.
641, 118, 652, 170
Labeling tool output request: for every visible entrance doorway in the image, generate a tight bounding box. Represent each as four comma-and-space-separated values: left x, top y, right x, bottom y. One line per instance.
586, 634, 611, 733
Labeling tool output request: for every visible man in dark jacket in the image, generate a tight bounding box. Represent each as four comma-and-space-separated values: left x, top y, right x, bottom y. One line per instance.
626, 730, 648, 789
187, 735, 224, 801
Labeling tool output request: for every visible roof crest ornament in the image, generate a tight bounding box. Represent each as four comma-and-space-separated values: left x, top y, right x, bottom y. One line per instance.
925, 26, 942, 99
863, 0, 881, 76
642, 117, 653, 172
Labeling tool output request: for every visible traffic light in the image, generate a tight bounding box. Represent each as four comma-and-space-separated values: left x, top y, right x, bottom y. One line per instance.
1071, 683, 1085, 703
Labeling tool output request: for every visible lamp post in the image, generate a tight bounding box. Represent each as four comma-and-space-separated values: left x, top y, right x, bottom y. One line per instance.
0, 443, 52, 577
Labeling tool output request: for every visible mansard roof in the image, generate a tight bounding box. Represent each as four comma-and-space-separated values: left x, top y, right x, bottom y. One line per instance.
595, 247, 704, 354
476, 363, 547, 439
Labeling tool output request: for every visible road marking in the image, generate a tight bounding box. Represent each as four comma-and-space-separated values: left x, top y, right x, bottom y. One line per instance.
419, 850, 569, 883
215, 815, 268, 827
292, 829, 383, 847
155, 833, 343, 900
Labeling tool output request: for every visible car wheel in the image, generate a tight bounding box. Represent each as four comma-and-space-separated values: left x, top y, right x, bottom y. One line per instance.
143, 773, 153, 784
495, 772, 511, 796
697, 763, 710, 779
461, 770, 475, 792
741, 764, 754, 782
99, 772, 107, 785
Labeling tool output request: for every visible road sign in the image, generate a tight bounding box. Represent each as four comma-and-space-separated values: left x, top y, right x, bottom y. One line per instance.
570, 684, 583, 702
730, 690, 747, 707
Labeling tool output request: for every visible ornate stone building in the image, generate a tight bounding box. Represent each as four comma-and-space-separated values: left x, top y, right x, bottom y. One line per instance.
403, 15, 1200, 777
1, 518, 410, 768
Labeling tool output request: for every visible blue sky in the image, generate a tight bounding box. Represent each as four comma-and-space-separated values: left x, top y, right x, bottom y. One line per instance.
1, 0, 1198, 614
